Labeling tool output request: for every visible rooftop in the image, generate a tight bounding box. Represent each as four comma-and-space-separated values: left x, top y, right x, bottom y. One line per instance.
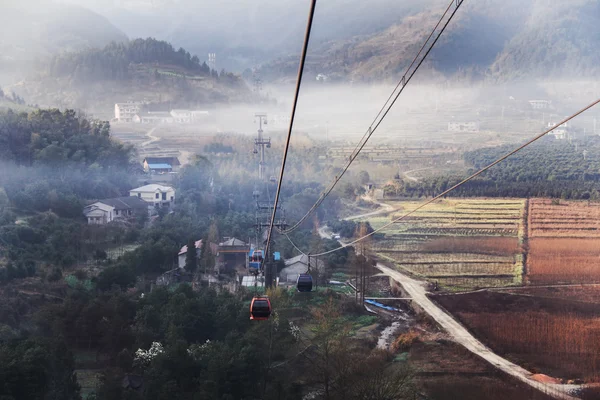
219, 237, 249, 247
144, 156, 181, 166
130, 184, 174, 193
147, 163, 172, 169
99, 196, 149, 210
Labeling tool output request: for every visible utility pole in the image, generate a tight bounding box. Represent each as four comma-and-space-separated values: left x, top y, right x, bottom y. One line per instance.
254, 113, 271, 181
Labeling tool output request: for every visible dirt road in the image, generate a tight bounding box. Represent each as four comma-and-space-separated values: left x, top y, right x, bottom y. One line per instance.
343, 196, 395, 221
319, 199, 582, 399
141, 127, 159, 147
375, 263, 580, 399
402, 167, 431, 183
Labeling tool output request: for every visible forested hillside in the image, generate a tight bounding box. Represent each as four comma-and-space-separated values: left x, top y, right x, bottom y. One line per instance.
394, 136, 600, 200
13, 38, 250, 112
258, 0, 600, 82
0, 2, 127, 83
48, 38, 213, 83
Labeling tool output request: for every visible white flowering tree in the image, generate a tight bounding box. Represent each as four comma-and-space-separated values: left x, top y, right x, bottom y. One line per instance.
134, 341, 164, 368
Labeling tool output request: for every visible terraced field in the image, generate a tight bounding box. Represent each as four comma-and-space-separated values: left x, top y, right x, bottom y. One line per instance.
365, 199, 526, 291
527, 199, 600, 284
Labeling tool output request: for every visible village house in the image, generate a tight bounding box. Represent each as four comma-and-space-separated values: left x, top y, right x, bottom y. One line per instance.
548, 121, 569, 140
143, 157, 181, 173
129, 184, 175, 208
216, 238, 250, 273
83, 196, 148, 225
279, 254, 324, 285
177, 240, 218, 269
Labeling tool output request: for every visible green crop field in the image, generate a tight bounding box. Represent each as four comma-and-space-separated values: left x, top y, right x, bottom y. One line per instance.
360, 198, 526, 291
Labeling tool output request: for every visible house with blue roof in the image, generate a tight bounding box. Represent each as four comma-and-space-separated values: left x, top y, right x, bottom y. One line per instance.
143, 157, 181, 173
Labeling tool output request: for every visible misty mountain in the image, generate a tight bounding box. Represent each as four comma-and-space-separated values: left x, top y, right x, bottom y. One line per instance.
0, 2, 127, 82
11, 38, 251, 114
68, 0, 439, 72
257, 0, 600, 83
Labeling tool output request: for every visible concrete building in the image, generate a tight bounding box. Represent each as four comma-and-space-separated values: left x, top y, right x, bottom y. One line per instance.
529, 100, 552, 110
143, 157, 181, 173
115, 102, 142, 122
448, 122, 479, 132
170, 110, 192, 123
83, 196, 148, 224
548, 122, 569, 140
129, 184, 175, 208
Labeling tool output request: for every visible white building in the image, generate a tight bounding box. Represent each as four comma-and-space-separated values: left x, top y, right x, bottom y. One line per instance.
83, 196, 148, 225
279, 254, 324, 284
170, 110, 192, 123
115, 102, 142, 122
548, 121, 569, 140
448, 122, 479, 132
129, 184, 175, 208
529, 100, 552, 110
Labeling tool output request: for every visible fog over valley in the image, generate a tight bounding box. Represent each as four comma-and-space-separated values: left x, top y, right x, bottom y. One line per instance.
1, 1, 600, 400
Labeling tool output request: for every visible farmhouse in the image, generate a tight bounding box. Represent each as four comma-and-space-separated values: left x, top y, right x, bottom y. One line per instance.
129, 184, 175, 208
143, 157, 181, 173
83, 196, 148, 225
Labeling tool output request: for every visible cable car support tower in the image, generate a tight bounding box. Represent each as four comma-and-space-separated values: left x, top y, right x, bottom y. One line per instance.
251, 113, 287, 287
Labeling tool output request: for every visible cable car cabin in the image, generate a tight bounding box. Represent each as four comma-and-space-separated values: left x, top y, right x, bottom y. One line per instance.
296, 274, 313, 292
250, 297, 271, 320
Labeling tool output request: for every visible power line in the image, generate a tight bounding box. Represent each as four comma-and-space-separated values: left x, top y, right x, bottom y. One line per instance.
281, 0, 464, 234
290, 97, 600, 257
264, 0, 317, 284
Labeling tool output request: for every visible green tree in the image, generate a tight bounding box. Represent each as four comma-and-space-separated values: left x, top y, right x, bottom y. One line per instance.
184, 238, 197, 273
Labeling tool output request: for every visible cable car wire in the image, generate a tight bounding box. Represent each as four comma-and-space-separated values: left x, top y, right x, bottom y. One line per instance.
286, 97, 600, 257
280, 0, 464, 234
264, 0, 318, 265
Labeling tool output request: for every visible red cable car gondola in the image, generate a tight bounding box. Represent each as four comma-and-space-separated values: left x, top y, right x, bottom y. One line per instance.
250, 296, 272, 320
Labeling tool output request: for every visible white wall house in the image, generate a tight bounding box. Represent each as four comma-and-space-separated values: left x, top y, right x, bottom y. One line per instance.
129, 184, 175, 208
83, 203, 115, 224
170, 110, 192, 123
115, 102, 142, 122
279, 254, 324, 284
83, 196, 149, 225
178, 240, 202, 269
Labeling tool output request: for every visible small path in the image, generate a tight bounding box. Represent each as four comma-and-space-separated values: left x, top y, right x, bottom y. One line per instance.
141, 127, 159, 147
343, 196, 395, 221
403, 167, 432, 183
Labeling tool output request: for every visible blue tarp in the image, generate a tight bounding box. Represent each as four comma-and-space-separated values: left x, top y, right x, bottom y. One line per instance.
364, 299, 400, 312
273, 252, 281, 261
148, 163, 172, 169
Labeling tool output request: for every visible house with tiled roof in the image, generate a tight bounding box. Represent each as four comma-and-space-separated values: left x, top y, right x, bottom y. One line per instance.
83, 196, 148, 225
